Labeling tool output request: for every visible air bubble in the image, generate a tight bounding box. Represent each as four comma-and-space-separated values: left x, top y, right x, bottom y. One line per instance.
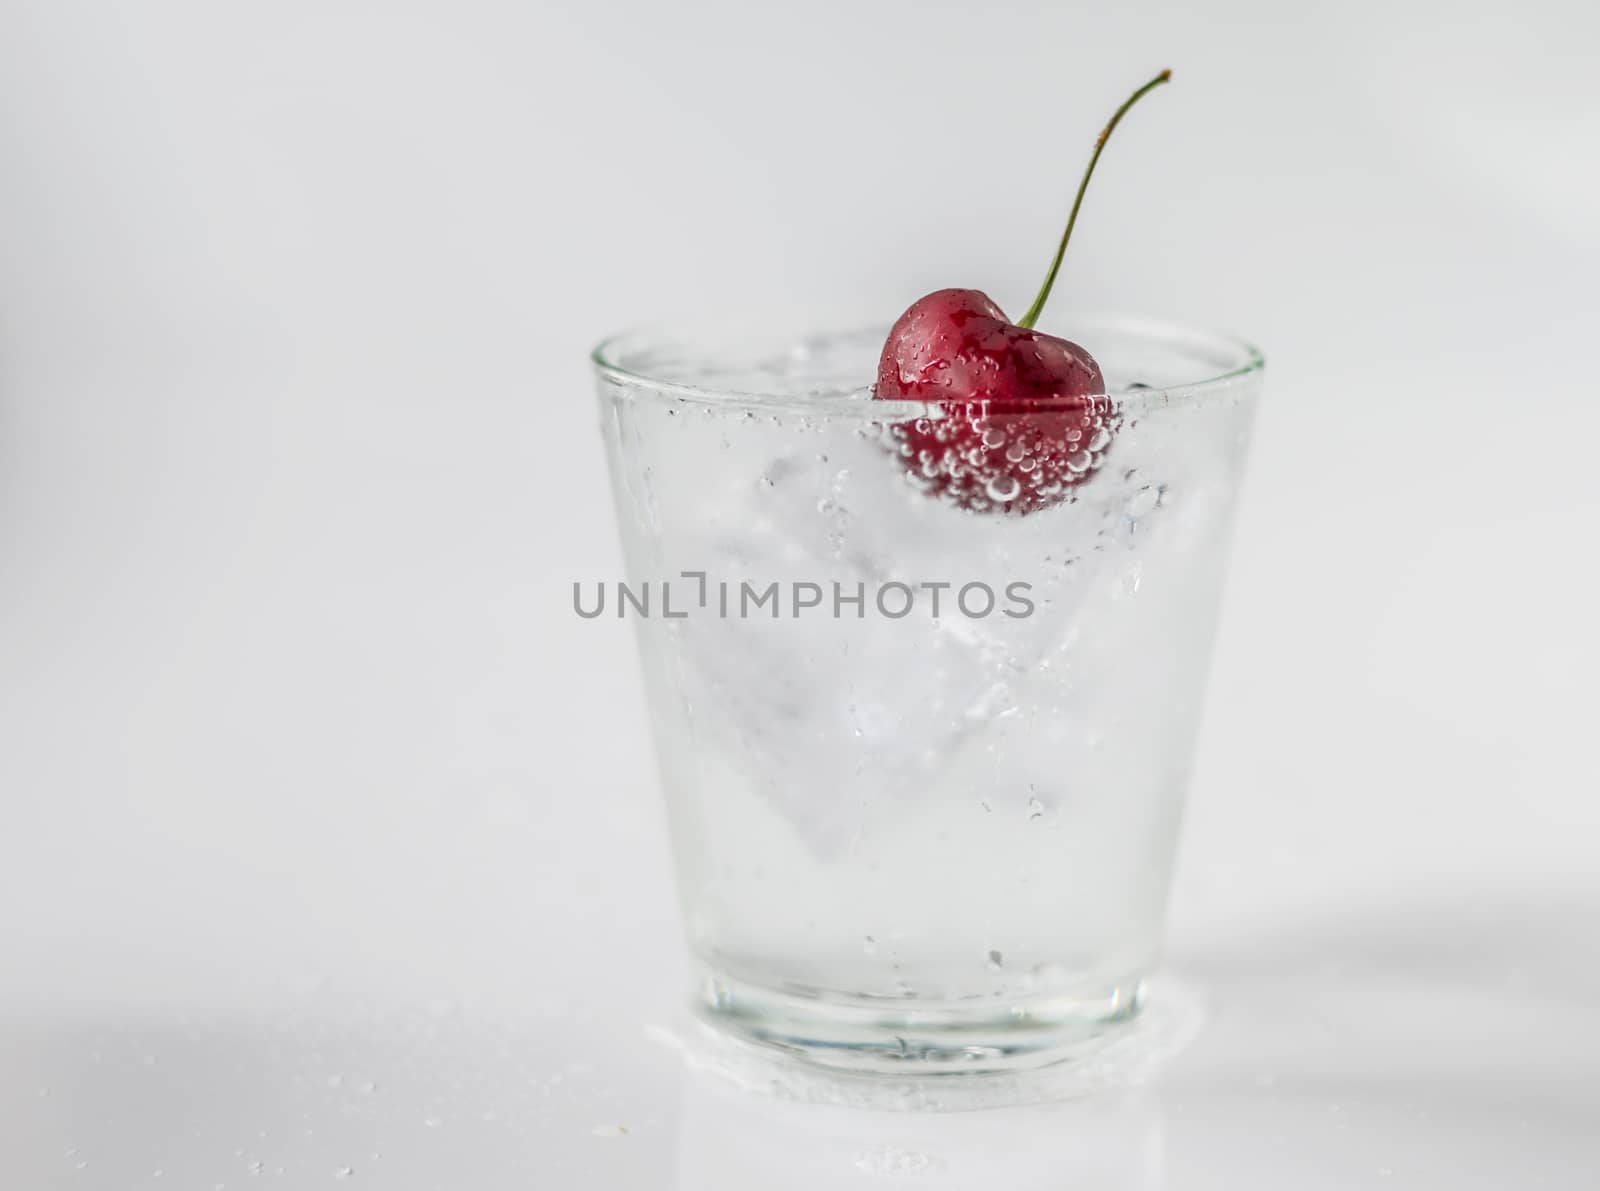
1125, 486, 1160, 518
1065, 450, 1092, 474
984, 474, 1021, 502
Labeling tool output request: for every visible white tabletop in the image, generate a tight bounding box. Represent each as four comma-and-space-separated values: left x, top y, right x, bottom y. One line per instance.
4, 867, 1596, 1188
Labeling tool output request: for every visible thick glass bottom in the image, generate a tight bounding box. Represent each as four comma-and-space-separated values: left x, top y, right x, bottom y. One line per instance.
696, 966, 1147, 1078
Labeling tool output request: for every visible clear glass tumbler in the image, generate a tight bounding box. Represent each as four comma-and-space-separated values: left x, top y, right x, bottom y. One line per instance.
592, 315, 1262, 1075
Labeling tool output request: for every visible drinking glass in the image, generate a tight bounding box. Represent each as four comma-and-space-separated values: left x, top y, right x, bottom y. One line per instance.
592, 315, 1262, 1075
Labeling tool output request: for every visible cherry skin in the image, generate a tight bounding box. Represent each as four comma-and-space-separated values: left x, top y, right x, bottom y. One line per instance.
874, 288, 1111, 515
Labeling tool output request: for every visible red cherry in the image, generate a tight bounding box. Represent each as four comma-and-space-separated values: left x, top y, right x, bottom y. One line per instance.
875, 288, 1111, 514
872, 70, 1170, 515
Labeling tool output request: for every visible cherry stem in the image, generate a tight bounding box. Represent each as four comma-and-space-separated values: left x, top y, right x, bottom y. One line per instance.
1015, 69, 1172, 331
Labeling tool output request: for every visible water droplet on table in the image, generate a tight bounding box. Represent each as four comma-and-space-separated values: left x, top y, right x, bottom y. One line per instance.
854, 1145, 946, 1176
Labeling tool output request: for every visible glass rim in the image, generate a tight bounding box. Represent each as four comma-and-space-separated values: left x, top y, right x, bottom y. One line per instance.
591, 313, 1265, 416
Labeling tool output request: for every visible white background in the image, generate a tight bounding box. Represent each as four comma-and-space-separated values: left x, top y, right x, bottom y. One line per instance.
1, 0, 1597, 1186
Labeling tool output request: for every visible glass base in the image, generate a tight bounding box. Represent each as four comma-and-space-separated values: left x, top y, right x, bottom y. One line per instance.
696, 966, 1148, 1078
